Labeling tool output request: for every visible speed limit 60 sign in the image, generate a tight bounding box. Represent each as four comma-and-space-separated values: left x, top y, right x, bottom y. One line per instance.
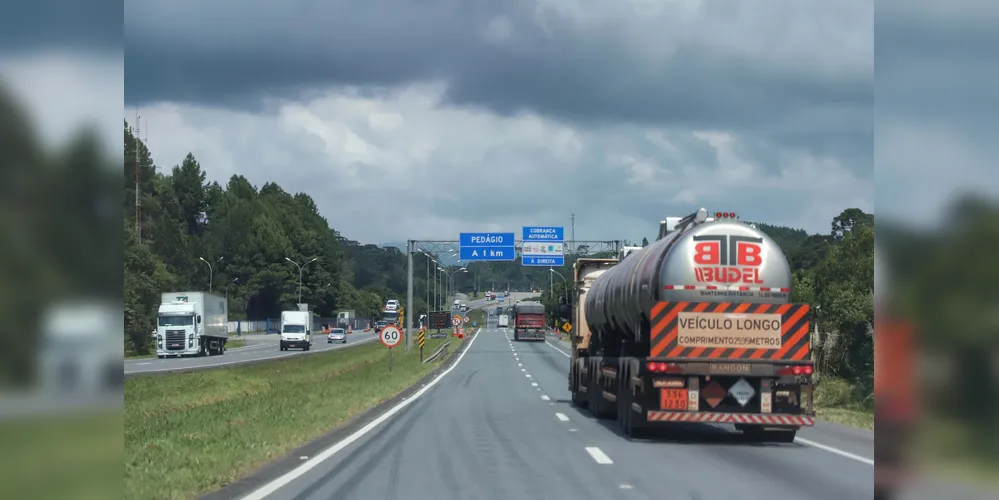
380, 324, 403, 348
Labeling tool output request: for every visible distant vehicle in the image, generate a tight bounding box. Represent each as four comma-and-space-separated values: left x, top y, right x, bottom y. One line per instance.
327, 327, 346, 344
336, 310, 355, 327
375, 320, 388, 333
497, 313, 509, 328
453, 299, 461, 309
385, 299, 399, 311
460, 303, 468, 312
512, 301, 545, 341
156, 291, 228, 358
280, 310, 312, 351
504, 290, 510, 297
381, 308, 400, 324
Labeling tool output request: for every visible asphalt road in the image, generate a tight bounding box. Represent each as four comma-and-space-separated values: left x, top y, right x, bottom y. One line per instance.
231, 302, 888, 500
124, 329, 380, 376
125, 293, 530, 377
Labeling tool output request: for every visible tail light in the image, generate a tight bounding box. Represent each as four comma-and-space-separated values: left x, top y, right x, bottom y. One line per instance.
777, 364, 813, 376
714, 212, 737, 219
647, 361, 683, 374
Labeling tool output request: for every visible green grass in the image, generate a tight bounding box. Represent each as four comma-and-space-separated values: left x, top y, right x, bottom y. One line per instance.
127, 339, 247, 359
125, 332, 468, 500
813, 376, 874, 429
0, 412, 122, 499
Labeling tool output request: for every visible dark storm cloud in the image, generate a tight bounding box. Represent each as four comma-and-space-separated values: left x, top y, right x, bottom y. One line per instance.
125, 0, 872, 170
1, 0, 121, 50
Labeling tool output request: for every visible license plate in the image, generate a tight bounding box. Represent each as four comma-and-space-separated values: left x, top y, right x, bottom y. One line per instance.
660, 388, 688, 410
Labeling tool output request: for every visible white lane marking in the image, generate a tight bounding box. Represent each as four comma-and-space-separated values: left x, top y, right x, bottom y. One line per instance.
531, 382, 538, 387
125, 336, 380, 374
135, 362, 151, 365
239, 328, 483, 500
541, 395, 550, 401
795, 437, 874, 465
525, 374, 532, 378
556, 413, 569, 422
518, 363, 522, 366
585, 447, 614, 464
521, 368, 526, 372
544, 340, 571, 358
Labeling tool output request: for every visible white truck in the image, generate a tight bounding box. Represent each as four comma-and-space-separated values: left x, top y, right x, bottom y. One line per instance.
498, 313, 509, 328
336, 310, 355, 328
385, 300, 399, 311
156, 292, 228, 358
280, 307, 312, 351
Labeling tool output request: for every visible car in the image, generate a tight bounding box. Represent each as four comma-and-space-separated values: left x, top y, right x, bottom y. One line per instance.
375, 321, 387, 333
327, 327, 347, 344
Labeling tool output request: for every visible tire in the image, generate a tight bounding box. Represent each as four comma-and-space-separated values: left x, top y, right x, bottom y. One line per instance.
304, 344, 311, 351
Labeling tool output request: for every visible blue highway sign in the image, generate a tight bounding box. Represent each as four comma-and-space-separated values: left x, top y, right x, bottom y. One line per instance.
522, 256, 565, 266
521, 226, 564, 266
459, 246, 516, 261
459, 232, 514, 247
522, 226, 564, 242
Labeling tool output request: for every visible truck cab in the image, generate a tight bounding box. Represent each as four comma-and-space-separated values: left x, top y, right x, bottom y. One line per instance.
279, 310, 312, 351
157, 301, 200, 356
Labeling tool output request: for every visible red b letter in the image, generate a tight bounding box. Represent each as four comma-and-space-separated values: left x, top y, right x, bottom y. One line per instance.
694, 242, 719, 265
737, 243, 762, 266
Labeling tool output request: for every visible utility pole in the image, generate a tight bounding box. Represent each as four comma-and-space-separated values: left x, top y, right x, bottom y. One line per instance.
406, 240, 415, 351
134, 110, 141, 236
571, 213, 575, 254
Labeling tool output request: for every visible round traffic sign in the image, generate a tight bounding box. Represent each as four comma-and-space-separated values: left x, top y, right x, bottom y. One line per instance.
451, 316, 462, 326
380, 324, 403, 348
463, 316, 470, 323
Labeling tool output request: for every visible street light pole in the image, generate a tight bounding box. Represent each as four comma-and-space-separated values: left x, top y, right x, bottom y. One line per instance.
198, 256, 223, 293
285, 256, 317, 304
225, 277, 239, 302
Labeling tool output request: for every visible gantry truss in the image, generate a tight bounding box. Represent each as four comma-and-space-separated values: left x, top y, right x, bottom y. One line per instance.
401, 239, 620, 350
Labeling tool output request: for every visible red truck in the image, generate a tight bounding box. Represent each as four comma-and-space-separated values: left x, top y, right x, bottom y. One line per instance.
512, 301, 546, 341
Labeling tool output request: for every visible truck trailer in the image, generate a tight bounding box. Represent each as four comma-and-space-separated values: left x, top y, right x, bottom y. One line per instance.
512, 301, 546, 341
566, 208, 814, 441
156, 292, 228, 358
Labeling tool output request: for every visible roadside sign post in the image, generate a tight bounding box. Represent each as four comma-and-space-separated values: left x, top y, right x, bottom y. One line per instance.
521, 226, 565, 267
380, 324, 403, 372
418, 328, 426, 361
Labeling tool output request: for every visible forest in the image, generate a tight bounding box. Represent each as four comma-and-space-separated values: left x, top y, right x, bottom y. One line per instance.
123, 122, 436, 355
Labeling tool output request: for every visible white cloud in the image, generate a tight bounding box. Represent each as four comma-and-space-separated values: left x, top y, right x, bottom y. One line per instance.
126, 81, 869, 244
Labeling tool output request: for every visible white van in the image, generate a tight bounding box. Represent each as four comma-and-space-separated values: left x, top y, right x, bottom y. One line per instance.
280, 310, 312, 351
453, 299, 461, 309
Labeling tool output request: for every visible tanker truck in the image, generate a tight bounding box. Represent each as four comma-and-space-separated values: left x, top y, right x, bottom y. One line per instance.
567, 208, 814, 442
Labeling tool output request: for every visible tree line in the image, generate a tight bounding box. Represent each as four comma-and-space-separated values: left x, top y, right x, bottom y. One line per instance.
123, 122, 434, 354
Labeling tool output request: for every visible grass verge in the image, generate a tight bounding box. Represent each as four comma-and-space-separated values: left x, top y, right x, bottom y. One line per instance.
0, 412, 122, 499
812, 376, 874, 429
125, 332, 468, 499
126, 339, 247, 359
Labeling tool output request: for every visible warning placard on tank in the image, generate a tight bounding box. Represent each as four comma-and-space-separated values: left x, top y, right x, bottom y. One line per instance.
676, 312, 782, 349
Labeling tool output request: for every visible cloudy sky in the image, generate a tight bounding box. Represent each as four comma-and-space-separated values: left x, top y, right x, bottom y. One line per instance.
103, 0, 981, 245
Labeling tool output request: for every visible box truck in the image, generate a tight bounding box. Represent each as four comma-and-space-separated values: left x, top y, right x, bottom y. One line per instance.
156, 292, 228, 358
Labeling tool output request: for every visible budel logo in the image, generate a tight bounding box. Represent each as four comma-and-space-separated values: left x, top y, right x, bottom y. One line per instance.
692, 234, 764, 284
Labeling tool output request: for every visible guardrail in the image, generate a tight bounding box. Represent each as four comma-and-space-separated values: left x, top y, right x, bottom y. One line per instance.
424, 341, 452, 363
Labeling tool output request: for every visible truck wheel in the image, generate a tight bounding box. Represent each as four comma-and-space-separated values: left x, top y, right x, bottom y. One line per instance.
304, 344, 310, 351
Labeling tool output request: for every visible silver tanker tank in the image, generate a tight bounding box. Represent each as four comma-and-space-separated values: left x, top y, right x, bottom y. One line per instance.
585, 210, 794, 346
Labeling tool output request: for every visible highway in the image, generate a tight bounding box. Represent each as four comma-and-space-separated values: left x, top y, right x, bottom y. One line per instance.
124, 329, 380, 376
124, 292, 523, 376
221, 300, 880, 500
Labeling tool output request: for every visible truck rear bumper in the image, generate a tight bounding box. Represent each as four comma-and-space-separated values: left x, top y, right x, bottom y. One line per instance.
646, 411, 814, 427
514, 329, 544, 340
